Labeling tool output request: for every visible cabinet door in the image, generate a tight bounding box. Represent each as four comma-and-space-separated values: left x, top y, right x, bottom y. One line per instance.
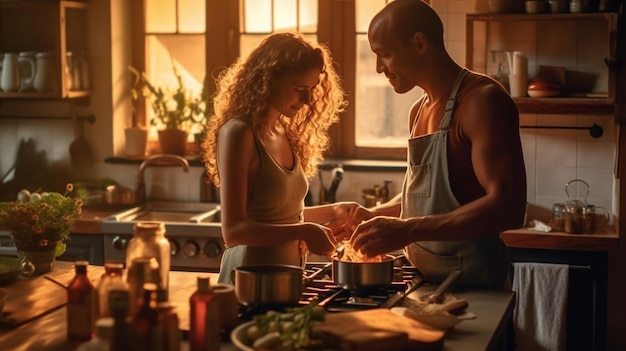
466, 13, 618, 115
0, 0, 89, 99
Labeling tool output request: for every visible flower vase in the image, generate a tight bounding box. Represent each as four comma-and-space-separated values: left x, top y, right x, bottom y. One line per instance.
12, 239, 58, 274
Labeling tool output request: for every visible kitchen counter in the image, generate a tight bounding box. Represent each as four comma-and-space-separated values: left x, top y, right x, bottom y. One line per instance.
0, 261, 515, 351
501, 226, 618, 252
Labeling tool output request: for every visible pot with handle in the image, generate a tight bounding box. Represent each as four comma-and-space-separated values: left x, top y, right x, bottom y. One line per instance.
332, 254, 398, 291
234, 264, 304, 307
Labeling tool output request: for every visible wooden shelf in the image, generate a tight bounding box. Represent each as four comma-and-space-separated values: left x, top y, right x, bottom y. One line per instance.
501, 227, 618, 251
468, 12, 618, 22
514, 97, 615, 115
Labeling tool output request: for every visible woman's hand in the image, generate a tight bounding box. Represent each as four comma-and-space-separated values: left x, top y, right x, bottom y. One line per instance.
326, 202, 374, 242
302, 222, 336, 258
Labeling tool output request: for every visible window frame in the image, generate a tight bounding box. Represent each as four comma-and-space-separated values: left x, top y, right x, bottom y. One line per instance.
131, 0, 407, 161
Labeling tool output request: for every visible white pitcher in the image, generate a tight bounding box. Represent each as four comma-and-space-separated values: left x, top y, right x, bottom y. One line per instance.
18, 51, 36, 92
1, 53, 20, 92
33, 51, 57, 92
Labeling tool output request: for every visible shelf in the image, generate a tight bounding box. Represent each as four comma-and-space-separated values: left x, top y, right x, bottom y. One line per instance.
514, 97, 615, 115
468, 12, 618, 22
501, 227, 618, 252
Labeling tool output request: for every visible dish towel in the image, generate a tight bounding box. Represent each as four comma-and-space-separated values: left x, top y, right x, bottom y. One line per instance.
512, 262, 569, 351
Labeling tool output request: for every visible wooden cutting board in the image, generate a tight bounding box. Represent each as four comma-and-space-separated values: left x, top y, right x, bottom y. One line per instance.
311, 308, 445, 351
0, 262, 103, 328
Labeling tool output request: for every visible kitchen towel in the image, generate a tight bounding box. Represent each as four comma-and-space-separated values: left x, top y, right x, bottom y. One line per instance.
512, 262, 569, 351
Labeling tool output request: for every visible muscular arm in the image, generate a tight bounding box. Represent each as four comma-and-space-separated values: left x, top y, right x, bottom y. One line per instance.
406, 83, 527, 241
217, 121, 335, 255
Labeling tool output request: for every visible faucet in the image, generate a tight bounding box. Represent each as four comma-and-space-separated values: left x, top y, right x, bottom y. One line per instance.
136, 154, 190, 203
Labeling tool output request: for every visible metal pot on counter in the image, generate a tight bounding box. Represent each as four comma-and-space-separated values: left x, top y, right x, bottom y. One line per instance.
234, 264, 304, 306
332, 254, 399, 291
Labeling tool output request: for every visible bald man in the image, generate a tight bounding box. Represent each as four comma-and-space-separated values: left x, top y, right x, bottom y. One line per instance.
334, 0, 526, 290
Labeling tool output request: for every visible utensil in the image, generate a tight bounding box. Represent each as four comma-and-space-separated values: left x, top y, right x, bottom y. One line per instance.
234, 264, 304, 306
381, 273, 425, 308
44, 275, 68, 289
427, 269, 462, 304
69, 101, 92, 167
102, 184, 136, 206
332, 254, 397, 291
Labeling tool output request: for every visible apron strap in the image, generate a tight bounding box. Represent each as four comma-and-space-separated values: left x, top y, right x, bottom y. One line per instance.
440, 68, 469, 129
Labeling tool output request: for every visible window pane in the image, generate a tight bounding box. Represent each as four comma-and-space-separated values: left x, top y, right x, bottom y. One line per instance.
244, 0, 272, 33
146, 34, 206, 134
299, 0, 318, 33
356, 0, 387, 32
241, 33, 318, 58
146, 0, 176, 33
275, 0, 297, 31
178, 0, 205, 33
355, 36, 423, 148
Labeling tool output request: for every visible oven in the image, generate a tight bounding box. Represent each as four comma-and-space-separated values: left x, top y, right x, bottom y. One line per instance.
101, 203, 225, 272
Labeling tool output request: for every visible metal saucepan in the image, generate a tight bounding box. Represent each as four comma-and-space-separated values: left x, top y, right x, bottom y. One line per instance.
234, 264, 304, 306
332, 254, 399, 291
102, 184, 137, 206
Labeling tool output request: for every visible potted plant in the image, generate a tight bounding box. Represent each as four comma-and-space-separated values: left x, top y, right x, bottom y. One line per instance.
0, 184, 86, 273
125, 67, 148, 157
129, 66, 209, 156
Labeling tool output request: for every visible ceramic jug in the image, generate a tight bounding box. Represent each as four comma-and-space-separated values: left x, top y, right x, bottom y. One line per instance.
1, 53, 20, 92
17, 51, 36, 92
33, 51, 57, 92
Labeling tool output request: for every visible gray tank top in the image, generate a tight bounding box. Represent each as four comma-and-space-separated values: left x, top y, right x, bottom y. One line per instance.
218, 120, 308, 284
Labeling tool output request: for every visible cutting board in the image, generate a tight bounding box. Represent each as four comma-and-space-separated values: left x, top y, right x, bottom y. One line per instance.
0, 262, 104, 328
311, 308, 445, 351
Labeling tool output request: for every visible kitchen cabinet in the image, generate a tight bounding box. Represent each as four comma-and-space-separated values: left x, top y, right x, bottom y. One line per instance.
0, 0, 89, 99
466, 12, 618, 115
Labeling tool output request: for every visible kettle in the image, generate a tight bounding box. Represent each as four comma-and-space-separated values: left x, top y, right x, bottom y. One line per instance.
561, 179, 609, 234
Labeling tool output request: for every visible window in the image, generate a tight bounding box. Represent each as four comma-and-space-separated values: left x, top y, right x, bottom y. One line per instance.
133, 0, 424, 160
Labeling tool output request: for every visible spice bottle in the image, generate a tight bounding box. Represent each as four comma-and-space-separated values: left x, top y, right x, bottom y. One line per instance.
67, 260, 96, 341
109, 290, 132, 351
125, 222, 170, 290
189, 276, 220, 351
77, 317, 114, 351
156, 287, 182, 351
96, 260, 128, 318
134, 283, 161, 351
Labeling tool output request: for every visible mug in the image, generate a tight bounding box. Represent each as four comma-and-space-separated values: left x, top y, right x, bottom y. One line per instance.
212, 283, 239, 331
17, 51, 36, 92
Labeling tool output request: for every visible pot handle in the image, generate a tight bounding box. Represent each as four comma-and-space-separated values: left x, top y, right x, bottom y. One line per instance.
565, 179, 590, 202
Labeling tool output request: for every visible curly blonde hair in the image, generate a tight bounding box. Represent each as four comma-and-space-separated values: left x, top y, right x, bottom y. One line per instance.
201, 32, 347, 186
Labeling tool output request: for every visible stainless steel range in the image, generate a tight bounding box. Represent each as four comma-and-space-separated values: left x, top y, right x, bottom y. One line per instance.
101, 201, 224, 272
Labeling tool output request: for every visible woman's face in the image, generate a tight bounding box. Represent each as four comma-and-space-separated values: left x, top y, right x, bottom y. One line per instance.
268, 67, 321, 118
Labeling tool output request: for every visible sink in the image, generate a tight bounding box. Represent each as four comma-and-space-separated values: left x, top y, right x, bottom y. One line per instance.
101, 201, 222, 236
107, 201, 221, 223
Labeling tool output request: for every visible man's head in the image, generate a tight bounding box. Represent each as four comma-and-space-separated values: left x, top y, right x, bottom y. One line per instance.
368, 0, 446, 93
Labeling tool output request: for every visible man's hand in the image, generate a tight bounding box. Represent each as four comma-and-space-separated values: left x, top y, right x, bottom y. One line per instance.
350, 216, 414, 257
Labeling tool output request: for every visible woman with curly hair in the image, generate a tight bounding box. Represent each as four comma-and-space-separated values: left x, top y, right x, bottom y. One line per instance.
201, 32, 348, 284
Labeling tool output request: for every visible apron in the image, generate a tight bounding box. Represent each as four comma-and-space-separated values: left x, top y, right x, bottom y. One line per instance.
401, 68, 510, 289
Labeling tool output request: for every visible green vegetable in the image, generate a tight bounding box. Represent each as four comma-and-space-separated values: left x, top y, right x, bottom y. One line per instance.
250, 300, 326, 350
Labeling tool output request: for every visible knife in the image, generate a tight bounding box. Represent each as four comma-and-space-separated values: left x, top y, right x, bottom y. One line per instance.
381, 274, 425, 308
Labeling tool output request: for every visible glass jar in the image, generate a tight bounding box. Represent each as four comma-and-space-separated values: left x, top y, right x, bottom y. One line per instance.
96, 261, 128, 318
125, 222, 170, 291
551, 203, 566, 232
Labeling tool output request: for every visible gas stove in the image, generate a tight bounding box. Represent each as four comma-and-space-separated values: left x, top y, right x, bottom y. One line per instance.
238, 260, 423, 321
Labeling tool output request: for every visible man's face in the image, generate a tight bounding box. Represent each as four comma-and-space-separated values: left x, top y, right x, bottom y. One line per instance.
368, 19, 419, 94
268, 67, 321, 118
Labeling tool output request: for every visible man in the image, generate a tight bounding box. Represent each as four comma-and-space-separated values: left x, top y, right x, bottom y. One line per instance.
336, 0, 526, 289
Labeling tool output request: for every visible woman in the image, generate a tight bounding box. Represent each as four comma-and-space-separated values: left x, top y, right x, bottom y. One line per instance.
201, 33, 348, 284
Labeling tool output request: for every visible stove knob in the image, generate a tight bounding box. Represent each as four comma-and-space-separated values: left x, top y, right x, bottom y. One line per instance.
182, 240, 199, 257
112, 235, 128, 253
203, 240, 223, 257
169, 239, 180, 256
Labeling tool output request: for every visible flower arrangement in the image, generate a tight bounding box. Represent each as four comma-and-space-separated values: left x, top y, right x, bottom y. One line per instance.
0, 184, 86, 257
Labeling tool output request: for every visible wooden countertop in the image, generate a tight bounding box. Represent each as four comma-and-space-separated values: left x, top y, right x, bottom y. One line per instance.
501, 226, 618, 252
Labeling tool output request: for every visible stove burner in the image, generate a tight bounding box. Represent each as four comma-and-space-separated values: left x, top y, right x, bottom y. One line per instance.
237, 261, 423, 321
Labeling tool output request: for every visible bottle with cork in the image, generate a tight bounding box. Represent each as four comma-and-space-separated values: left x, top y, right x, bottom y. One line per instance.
189, 275, 220, 351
